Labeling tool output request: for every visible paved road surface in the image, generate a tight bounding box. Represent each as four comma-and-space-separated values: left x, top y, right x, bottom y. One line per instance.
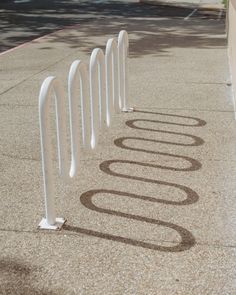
0, 0, 224, 53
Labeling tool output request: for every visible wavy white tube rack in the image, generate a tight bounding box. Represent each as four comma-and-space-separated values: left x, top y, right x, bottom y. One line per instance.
38, 30, 132, 230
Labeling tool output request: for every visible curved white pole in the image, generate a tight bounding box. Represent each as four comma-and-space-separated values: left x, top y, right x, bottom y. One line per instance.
38, 76, 68, 229
90, 48, 106, 149
105, 38, 119, 126
68, 60, 91, 178
118, 30, 133, 112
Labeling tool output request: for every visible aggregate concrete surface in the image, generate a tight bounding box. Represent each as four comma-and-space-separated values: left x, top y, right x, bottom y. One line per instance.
1, 0, 236, 294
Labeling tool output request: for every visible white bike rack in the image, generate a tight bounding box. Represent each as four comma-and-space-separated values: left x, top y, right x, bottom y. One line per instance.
38, 30, 132, 230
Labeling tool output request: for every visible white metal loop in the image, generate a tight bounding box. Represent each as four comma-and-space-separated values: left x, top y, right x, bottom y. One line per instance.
68, 60, 91, 178
118, 30, 133, 112
105, 38, 119, 126
90, 48, 106, 149
39, 76, 69, 228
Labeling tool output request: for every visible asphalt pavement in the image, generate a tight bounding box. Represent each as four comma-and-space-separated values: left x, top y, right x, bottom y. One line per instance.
0, 0, 224, 53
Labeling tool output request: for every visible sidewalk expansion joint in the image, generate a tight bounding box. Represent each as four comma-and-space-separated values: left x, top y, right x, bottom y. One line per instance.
1, 153, 40, 162
139, 107, 235, 113
0, 153, 107, 163
1, 227, 236, 250
0, 103, 36, 108
0, 47, 89, 97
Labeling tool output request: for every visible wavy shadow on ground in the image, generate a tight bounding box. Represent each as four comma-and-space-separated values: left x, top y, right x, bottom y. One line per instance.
76, 189, 195, 252
63, 189, 196, 252
65, 158, 198, 252
114, 137, 202, 171
65, 111, 204, 252
100, 160, 199, 206
64, 222, 195, 252
126, 119, 205, 146
134, 110, 207, 127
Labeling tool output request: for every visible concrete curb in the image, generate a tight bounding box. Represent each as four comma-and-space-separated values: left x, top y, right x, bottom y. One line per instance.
140, 0, 225, 11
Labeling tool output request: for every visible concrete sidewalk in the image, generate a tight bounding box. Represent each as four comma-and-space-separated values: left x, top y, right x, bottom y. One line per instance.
0, 1, 235, 294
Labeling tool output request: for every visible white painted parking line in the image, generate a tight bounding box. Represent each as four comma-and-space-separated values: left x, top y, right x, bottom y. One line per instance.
184, 8, 198, 20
